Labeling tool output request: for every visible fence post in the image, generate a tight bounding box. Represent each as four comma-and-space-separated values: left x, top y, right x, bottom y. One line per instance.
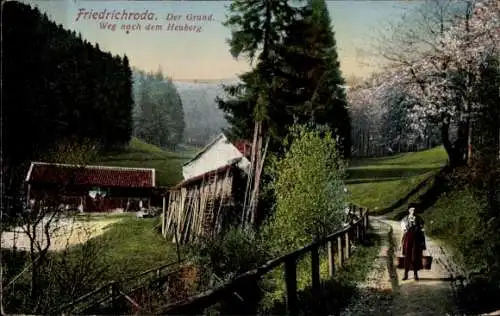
162, 196, 166, 237
110, 282, 118, 311
359, 217, 366, 241
156, 268, 161, 288
327, 240, 335, 277
345, 231, 350, 259
337, 236, 344, 266
311, 245, 320, 295
363, 216, 367, 239
364, 210, 369, 235
284, 258, 298, 316
356, 222, 361, 241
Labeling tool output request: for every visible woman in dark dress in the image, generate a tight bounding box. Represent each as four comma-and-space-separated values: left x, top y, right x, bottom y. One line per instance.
400, 205, 426, 280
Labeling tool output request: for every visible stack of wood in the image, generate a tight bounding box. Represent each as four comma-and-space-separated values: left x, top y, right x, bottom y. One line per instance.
162, 168, 234, 244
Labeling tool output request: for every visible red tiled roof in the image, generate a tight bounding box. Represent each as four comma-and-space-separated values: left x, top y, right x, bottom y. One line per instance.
26, 162, 155, 188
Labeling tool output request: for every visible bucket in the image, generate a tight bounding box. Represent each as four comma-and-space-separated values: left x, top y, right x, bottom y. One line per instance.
396, 256, 405, 269
422, 256, 433, 270
396, 256, 431, 270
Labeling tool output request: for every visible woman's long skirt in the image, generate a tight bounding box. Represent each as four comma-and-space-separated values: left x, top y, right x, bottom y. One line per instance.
402, 230, 424, 271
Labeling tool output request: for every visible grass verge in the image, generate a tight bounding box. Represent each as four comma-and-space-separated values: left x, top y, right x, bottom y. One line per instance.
258, 228, 382, 315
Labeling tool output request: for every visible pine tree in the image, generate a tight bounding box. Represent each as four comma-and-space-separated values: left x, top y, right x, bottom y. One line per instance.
219, 0, 351, 157
3, 1, 135, 219
275, 0, 351, 157
221, 0, 299, 224
131, 69, 185, 149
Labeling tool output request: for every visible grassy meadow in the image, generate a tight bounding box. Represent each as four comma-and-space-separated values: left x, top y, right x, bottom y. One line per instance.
73, 213, 182, 280
346, 146, 448, 213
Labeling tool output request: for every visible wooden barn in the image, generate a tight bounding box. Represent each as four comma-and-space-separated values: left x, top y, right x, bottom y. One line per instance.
25, 162, 162, 212
162, 133, 251, 244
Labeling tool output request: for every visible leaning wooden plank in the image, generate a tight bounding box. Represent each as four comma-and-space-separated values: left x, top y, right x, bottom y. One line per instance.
165, 191, 177, 235
183, 189, 197, 243
198, 181, 209, 241
168, 192, 179, 235
177, 188, 188, 241
189, 188, 201, 242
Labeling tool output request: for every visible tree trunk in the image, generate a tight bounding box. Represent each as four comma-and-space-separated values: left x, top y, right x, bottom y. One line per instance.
29, 222, 39, 302
366, 131, 370, 157
242, 120, 259, 225
249, 121, 263, 225
442, 119, 468, 168
467, 119, 473, 164
441, 120, 455, 166
457, 120, 470, 165
358, 129, 365, 157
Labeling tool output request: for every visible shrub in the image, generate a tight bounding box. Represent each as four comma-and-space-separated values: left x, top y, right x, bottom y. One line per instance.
423, 185, 500, 313
188, 226, 271, 314
189, 226, 271, 284
263, 124, 347, 254
423, 189, 489, 273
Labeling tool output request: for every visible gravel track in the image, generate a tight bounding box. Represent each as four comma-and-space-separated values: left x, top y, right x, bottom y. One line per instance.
341, 217, 460, 316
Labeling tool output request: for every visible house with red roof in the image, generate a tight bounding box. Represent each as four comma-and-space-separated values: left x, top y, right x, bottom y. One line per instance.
162, 133, 252, 243
25, 162, 163, 212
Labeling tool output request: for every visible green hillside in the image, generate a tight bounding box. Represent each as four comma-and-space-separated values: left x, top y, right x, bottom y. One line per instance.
347, 146, 448, 213
97, 138, 196, 187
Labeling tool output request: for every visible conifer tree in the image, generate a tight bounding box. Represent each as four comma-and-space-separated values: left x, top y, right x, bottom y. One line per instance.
219, 0, 351, 157
132, 69, 185, 149
274, 0, 351, 157
220, 0, 299, 224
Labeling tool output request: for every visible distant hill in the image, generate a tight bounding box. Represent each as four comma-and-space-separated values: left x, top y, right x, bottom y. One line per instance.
174, 79, 239, 146
174, 78, 239, 84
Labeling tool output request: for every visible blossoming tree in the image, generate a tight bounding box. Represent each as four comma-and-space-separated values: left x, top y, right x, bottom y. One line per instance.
373, 0, 500, 166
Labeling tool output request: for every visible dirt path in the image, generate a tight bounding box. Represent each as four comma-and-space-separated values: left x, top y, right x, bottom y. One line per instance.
341, 217, 459, 316
341, 219, 394, 316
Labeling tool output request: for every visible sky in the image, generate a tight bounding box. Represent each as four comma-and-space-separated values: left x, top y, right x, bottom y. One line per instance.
18, 0, 417, 81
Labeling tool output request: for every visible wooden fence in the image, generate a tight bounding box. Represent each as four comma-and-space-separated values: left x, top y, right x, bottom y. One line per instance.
161, 205, 369, 315
55, 259, 186, 315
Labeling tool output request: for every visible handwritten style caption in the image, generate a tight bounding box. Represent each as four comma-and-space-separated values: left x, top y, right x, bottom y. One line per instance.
75, 8, 215, 33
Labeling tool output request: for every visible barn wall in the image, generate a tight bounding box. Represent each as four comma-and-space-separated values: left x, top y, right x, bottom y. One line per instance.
183, 135, 250, 180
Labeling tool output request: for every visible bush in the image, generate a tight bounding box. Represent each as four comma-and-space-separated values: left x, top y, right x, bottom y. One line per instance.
263, 124, 347, 254
187, 226, 271, 314
422, 184, 500, 313
189, 226, 271, 284
423, 189, 489, 273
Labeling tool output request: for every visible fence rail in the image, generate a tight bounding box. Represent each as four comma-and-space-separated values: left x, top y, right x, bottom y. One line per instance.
161, 204, 369, 315
56, 259, 186, 315
55, 204, 369, 315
